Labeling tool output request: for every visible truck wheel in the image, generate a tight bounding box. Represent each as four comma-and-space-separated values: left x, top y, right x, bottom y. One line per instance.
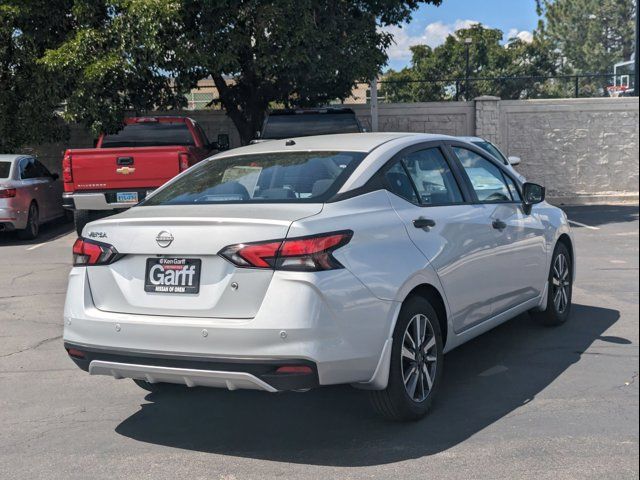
17, 203, 40, 240
73, 210, 94, 236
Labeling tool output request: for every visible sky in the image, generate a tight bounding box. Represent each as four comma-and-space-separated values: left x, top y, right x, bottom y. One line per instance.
384, 0, 540, 71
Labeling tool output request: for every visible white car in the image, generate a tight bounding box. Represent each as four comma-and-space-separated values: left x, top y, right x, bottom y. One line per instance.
63, 133, 574, 421
457, 136, 525, 182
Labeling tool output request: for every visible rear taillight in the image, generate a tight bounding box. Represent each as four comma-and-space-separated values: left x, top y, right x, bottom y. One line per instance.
72, 238, 121, 266
178, 152, 192, 172
62, 153, 73, 183
219, 231, 352, 272
0, 188, 16, 198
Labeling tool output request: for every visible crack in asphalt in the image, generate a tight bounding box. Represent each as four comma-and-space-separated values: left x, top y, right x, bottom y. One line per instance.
0, 335, 63, 358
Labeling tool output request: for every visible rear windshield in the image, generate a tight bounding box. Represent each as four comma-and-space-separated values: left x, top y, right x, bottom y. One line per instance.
143, 151, 365, 205
101, 122, 194, 148
472, 141, 508, 165
262, 114, 361, 139
0, 161, 11, 178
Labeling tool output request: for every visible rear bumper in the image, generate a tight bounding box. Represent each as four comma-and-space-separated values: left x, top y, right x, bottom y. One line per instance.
0, 206, 26, 230
65, 342, 318, 391
63, 266, 397, 389
64, 190, 155, 211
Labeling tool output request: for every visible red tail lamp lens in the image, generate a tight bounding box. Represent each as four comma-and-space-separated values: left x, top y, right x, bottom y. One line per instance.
73, 238, 120, 266
0, 188, 16, 198
276, 366, 313, 375
66, 348, 85, 359
219, 231, 352, 272
62, 153, 73, 183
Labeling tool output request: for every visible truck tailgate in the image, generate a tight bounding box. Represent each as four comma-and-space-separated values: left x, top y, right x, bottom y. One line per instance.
69, 146, 186, 191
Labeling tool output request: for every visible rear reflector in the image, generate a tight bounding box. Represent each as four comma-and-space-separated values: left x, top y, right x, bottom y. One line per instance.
276, 366, 313, 375
0, 188, 16, 198
73, 237, 121, 266
219, 231, 353, 272
66, 348, 85, 359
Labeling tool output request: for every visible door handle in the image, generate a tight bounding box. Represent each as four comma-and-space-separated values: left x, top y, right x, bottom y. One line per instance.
492, 219, 507, 230
413, 217, 436, 230
117, 156, 134, 166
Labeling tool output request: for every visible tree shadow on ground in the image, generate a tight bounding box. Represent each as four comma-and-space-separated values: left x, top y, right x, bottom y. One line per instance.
116, 304, 622, 466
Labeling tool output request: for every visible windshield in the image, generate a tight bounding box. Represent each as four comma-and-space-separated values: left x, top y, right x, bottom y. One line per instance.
0, 161, 11, 179
142, 151, 366, 205
102, 123, 194, 148
472, 141, 508, 165
262, 114, 361, 139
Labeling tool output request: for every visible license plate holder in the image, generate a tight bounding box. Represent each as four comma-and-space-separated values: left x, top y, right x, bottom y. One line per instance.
144, 258, 201, 294
116, 191, 139, 203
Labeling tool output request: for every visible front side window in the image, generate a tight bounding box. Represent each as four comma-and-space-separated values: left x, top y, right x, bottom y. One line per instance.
143, 151, 365, 205
472, 141, 509, 165
402, 148, 464, 205
102, 122, 194, 148
453, 147, 513, 203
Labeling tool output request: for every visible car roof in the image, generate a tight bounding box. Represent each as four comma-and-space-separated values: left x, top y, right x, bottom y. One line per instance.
457, 136, 487, 143
0, 154, 30, 163
215, 132, 458, 157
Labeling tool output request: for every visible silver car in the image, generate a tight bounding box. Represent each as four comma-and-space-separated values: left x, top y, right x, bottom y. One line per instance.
63, 133, 574, 421
0, 155, 65, 239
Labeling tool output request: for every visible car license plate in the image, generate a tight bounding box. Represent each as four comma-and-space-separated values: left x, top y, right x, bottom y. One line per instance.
144, 258, 201, 294
117, 191, 139, 203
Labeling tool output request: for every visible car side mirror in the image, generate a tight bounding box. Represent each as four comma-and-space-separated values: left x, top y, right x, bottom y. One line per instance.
508, 156, 521, 166
216, 134, 230, 151
522, 182, 545, 214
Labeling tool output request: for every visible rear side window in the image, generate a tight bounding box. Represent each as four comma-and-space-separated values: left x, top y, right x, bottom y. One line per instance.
0, 162, 11, 178
102, 122, 194, 148
402, 148, 463, 205
384, 162, 419, 204
262, 114, 361, 139
143, 151, 365, 205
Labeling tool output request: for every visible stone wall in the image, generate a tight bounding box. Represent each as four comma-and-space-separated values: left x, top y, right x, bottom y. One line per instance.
29, 97, 638, 204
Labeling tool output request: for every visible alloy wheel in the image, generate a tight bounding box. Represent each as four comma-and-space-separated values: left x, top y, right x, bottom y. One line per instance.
401, 313, 437, 403
551, 253, 570, 314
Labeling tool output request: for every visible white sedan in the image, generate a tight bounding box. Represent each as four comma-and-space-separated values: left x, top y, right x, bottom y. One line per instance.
63, 133, 574, 421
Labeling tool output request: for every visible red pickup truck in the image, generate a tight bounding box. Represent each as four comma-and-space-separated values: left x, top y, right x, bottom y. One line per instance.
62, 116, 228, 234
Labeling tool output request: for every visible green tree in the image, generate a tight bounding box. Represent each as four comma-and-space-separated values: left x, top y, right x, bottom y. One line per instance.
382, 24, 559, 102
43, 0, 439, 144
0, 0, 73, 152
536, 0, 636, 74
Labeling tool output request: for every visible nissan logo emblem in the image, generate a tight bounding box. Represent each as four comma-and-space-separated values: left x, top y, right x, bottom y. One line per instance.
156, 231, 174, 248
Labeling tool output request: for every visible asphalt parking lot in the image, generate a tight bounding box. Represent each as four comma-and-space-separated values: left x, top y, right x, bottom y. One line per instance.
0, 205, 638, 480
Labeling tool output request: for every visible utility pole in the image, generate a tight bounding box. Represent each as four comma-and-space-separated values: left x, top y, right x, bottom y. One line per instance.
464, 37, 473, 101
635, 0, 639, 96
370, 78, 379, 132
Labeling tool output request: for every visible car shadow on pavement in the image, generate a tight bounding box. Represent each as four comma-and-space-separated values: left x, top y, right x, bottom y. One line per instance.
0, 217, 74, 247
115, 303, 622, 466
561, 205, 639, 228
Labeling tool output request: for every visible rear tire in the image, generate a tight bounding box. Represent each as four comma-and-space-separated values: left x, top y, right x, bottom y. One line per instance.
533, 242, 573, 326
369, 296, 444, 421
73, 210, 95, 236
17, 203, 39, 240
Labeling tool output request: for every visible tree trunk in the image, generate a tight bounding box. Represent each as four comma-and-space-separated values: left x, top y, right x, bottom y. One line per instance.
211, 74, 265, 146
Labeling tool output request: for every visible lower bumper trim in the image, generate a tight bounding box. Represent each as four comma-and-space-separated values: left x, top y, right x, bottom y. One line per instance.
89, 360, 278, 392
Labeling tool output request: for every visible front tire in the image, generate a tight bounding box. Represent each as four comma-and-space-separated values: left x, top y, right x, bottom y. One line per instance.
17, 203, 39, 240
533, 242, 573, 326
369, 296, 444, 421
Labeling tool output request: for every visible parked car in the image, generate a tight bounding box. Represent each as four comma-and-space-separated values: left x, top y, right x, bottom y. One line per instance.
62, 116, 229, 235
63, 133, 574, 421
255, 107, 364, 141
0, 155, 66, 239
457, 136, 525, 182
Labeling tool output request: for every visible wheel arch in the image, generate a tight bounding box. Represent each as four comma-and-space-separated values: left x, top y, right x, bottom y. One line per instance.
404, 284, 449, 349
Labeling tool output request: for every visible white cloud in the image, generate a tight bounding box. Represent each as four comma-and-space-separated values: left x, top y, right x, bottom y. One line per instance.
384, 19, 479, 61
506, 28, 533, 43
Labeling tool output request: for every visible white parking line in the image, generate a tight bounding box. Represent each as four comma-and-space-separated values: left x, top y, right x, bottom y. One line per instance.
26, 242, 47, 251
568, 219, 600, 231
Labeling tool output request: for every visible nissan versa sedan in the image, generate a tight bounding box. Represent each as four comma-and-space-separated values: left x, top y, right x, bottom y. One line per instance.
0, 155, 66, 239
63, 133, 574, 421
